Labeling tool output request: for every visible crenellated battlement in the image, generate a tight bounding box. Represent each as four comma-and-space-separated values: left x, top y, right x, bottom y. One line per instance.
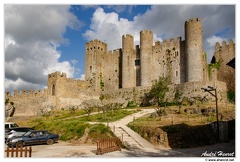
5, 89, 47, 98
107, 49, 121, 55
122, 34, 133, 39
153, 37, 181, 50
215, 40, 235, 51
185, 17, 202, 24
140, 30, 152, 34
86, 39, 108, 52
48, 71, 66, 78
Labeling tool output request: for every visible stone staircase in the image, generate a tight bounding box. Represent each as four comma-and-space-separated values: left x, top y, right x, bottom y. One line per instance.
112, 126, 142, 149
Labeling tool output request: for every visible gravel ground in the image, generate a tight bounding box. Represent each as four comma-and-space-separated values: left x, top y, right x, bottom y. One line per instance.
4, 140, 235, 158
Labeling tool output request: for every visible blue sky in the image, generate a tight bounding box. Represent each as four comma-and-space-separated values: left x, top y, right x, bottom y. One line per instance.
4, 4, 236, 92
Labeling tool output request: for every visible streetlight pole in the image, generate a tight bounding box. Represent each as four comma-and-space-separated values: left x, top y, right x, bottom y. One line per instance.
201, 86, 219, 142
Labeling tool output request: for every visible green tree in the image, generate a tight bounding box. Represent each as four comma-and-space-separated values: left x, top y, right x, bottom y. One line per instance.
148, 76, 170, 106
174, 89, 183, 114
147, 77, 170, 120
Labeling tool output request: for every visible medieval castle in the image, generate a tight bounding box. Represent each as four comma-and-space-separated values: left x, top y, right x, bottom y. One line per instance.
5, 18, 235, 117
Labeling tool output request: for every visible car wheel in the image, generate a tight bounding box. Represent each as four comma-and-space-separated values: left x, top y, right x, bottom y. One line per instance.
16, 141, 25, 148
47, 139, 54, 145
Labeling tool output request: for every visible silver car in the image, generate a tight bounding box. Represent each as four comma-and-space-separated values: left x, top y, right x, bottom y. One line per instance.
5, 127, 33, 142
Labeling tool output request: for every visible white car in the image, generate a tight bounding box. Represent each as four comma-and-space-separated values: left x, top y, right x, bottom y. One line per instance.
5, 127, 34, 143
5, 122, 19, 129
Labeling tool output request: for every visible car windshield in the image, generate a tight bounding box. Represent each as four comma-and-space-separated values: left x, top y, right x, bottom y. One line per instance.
11, 123, 19, 127
23, 131, 32, 136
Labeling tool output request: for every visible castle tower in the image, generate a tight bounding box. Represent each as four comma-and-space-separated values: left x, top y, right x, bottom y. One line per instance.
85, 39, 107, 90
122, 34, 136, 88
185, 18, 204, 82
140, 30, 153, 86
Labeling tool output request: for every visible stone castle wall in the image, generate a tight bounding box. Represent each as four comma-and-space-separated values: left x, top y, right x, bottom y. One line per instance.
5, 71, 99, 116
212, 40, 235, 91
100, 80, 227, 107
85, 18, 208, 91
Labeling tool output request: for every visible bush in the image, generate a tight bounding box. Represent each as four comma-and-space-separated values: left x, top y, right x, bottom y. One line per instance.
227, 91, 235, 103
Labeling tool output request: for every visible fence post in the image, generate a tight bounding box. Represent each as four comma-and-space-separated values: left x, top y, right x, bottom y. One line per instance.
16, 147, 19, 157
6, 147, 9, 157
29, 147, 32, 157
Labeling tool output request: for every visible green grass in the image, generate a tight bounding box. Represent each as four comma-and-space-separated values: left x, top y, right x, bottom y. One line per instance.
63, 109, 140, 122
44, 108, 91, 120
21, 108, 141, 142
88, 124, 115, 142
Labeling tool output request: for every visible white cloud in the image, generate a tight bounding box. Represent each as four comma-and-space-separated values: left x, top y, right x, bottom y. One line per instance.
80, 74, 85, 80
5, 78, 43, 92
207, 36, 228, 47
83, 7, 137, 50
5, 5, 82, 92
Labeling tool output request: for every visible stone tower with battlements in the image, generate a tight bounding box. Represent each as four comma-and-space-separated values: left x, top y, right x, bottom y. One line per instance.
140, 30, 153, 86
185, 18, 204, 82
122, 34, 136, 88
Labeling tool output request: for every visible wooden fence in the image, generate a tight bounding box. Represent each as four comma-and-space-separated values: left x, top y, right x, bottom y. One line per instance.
5, 146, 32, 157
96, 137, 122, 155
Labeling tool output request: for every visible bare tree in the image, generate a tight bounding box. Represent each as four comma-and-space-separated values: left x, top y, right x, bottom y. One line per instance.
81, 99, 100, 119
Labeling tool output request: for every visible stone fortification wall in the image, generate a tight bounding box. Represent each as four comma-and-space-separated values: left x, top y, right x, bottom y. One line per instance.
175, 80, 227, 103
100, 80, 227, 107
47, 71, 88, 98
212, 40, 235, 91
5, 90, 48, 116
100, 86, 151, 107
152, 37, 182, 84
103, 49, 121, 90
5, 71, 96, 116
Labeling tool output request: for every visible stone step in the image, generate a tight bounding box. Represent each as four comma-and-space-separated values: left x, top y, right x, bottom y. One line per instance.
110, 126, 142, 149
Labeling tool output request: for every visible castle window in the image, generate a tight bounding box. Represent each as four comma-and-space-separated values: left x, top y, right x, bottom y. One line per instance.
52, 84, 56, 96
135, 60, 140, 66
176, 71, 178, 76
90, 66, 92, 71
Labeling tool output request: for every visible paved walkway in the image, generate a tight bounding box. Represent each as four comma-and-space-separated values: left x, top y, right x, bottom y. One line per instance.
106, 109, 156, 149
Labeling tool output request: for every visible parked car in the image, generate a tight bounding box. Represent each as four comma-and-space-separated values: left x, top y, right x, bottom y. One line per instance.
6, 130, 59, 147
5, 127, 34, 143
5, 122, 19, 129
